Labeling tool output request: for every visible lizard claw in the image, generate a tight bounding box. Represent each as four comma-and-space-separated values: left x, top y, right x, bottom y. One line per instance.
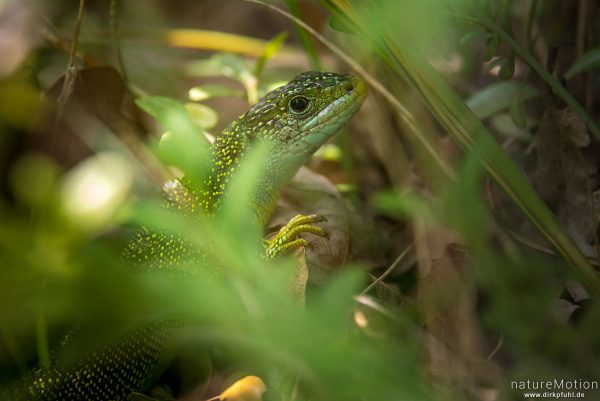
264, 214, 329, 259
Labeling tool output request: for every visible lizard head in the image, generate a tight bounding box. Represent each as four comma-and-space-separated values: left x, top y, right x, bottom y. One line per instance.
241, 71, 367, 163
217, 71, 366, 221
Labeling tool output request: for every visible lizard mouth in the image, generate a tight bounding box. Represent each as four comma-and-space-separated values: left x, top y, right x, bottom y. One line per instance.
300, 75, 367, 133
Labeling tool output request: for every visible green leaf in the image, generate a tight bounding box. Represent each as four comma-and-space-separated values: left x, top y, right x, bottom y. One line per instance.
254, 31, 288, 78
484, 56, 505, 72
188, 84, 244, 101
211, 53, 254, 85
509, 86, 527, 128
491, 113, 532, 140
184, 102, 218, 130
498, 51, 515, 80
136, 96, 209, 179
466, 81, 540, 119
136, 96, 197, 136
484, 34, 499, 61
476, 15, 600, 141
209, 53, 257, 102
565, 47, 600, 79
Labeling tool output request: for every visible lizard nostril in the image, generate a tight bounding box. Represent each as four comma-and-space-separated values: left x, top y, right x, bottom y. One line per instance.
344, 81, 354, 94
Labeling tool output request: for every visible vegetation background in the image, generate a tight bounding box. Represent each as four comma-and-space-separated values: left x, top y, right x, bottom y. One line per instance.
0, 0, 599, 400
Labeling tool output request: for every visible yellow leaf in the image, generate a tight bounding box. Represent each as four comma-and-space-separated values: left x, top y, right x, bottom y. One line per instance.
216, 375, 266, 401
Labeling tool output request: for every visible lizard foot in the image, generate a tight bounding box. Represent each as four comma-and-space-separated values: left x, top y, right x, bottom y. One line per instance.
264, 214, 329, 259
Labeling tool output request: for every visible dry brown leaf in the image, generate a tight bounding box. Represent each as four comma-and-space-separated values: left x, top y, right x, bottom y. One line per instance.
290, 247, 309, 305
415, 224, 500, 400
269, 167, 351, 283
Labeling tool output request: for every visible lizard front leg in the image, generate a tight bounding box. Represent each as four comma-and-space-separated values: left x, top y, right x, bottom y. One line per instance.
263, 214, 329, 259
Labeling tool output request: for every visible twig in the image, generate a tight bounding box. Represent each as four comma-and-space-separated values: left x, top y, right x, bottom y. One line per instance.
53, 0, 86, 134
486, 332, 503, 361
110, 0, 129, 88
361, 243, 414, 295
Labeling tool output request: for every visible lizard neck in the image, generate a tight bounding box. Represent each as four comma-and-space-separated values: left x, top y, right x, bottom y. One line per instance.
199, 121, 249, 215
199, 122, 306, 226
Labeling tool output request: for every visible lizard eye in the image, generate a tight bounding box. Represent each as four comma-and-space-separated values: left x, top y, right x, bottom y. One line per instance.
289, 96, 310, 114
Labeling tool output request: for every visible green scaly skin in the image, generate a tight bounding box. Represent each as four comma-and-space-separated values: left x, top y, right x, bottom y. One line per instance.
7, 71, 366, 400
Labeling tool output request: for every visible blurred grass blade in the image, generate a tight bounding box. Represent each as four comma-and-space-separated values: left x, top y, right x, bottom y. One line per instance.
215, 141, 272, 265
254, 31, 288, 78
283, 0, 322, 70
566, 47, 600, 80
323, 0, 600, 296
328, 14, 355, 34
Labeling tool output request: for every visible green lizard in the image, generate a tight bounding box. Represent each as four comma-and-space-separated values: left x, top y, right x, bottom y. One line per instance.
8, 71, 366, 400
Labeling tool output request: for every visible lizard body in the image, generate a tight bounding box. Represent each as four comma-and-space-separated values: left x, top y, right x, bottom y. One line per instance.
7, 71, 366, 400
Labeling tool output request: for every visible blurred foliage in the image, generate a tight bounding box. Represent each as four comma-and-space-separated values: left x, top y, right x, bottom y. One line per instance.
1, 0, 600, 401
